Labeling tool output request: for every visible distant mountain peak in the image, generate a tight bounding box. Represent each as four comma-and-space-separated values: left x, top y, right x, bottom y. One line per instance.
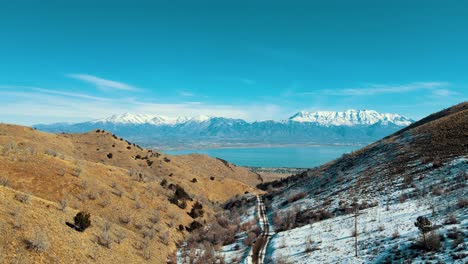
91, 113, 214, 125
288, 109, 413, 126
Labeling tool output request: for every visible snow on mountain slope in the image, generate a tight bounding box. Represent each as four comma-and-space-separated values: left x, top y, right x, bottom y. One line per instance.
91, 113, 211, 125
288, 109, 413, 126
90, 109, 412, 127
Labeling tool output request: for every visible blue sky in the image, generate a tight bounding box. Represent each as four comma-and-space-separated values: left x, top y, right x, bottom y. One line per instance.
0, 0, 467, 125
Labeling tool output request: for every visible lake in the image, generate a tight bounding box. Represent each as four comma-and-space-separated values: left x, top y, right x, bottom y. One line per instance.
165, 145, 362, 168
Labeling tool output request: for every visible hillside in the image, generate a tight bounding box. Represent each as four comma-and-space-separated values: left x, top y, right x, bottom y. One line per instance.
191, 102, 467, 263
0, 124, 261, 263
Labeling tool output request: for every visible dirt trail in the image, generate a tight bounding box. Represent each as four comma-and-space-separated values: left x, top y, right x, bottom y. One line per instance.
249, 195, 273, 264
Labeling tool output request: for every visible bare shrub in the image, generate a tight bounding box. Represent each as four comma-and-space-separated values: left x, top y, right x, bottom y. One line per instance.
13, 209, 22, 229
2, 140, 17, 156
115, 229, 127, 244
149, 210, 161, 224
58, 198, 68, 211
403, 174, 413, 188
421, 231, 442, 251
57, 168, 65, 177
0, 176, 10, 187
142, 226, 156, 240
142, 238, 152, 260
81, 180, 89, 189
27, 230, 50, 252
44, 149, 58, 157
72, 167, 82, 177
305, 236, 318, 253
443, 214, 459, 225
135, 201, 144, 210
97, 224, 112, 248
134, 221, 144, 230
378, 225, 385, 232
87, 189, 100, 200
392, 230, 400, 239
111, 184, 124, 197
431, 186, 444, 196
399, 193, 407, 203
243, 232, 257, 246
98, 198, 111, 208
457, 197, 468, 208
15, 192, 31, 204
119, 215, 131, 225
160, 232, 170, 245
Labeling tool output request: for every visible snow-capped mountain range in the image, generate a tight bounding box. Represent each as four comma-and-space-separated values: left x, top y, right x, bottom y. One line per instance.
288, 109, 412, 126
91, 113, 212, 125
90, 109, 413, 127
34, 109, 413, 149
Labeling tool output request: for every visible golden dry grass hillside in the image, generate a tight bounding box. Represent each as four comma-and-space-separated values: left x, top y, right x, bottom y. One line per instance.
0, 124, 262, 263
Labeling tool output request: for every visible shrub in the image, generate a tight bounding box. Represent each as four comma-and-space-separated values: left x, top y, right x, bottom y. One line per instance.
58, 198, 68, 211
149, 210, 161, 224
399, 193, 408, 203
443, 214, 459, 225
186, 221, 202, 232
115, 230, 127, 244
27, 230, 50, 252
74, 211, 91, 232
44, 149, 58, 157
287, 192, 307, 204
72, 167, 82, 177
112, 185, 124, 197
160, 179, 167, 188
188, 201, 204, 219
168, 184, 191, 206
403, 174, 413, 188
210, 176, 215, 181
15, 193, 31, 204
119, 215, 131, 225
97, 228, 112, 248
107, 153, 113, 159
191, 178, 197, 183
422, 231, 442, 251
57, 168, 65, 177
13, 210, 22, 229
243, 232, 257, 246
457, 198, 468, 208
414, 216, 433, 250
0, 177, 10, 187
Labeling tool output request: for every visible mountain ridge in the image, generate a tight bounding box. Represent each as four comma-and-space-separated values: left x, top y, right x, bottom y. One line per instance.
33, 109, 414, 149
41, 109, 413, 127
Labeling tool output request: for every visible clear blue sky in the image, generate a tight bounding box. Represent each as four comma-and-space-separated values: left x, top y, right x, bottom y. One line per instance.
0, 0, 467, 125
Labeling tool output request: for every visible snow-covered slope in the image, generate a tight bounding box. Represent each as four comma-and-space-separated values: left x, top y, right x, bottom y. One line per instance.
91, 113, 209, 125
90, 110, 412, 127
195, 102, 468, 263
288, 109, 413, 126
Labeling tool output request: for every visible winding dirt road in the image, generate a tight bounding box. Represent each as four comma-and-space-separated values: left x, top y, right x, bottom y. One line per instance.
247, 195, 273, 264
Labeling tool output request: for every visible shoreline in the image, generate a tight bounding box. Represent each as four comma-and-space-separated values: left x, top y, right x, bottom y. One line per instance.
158, 142, 365, 152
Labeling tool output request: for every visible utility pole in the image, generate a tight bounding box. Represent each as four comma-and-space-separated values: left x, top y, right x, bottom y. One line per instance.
354, 207, 358, 257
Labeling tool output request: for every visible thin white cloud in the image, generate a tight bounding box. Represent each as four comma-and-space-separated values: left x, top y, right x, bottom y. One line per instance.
32, 88, 111, 101
179, 91, 194, 97
322, 82, 449, 96
0, 88, 284, 125
431, 89, 458, 97
67, 74, 138, 91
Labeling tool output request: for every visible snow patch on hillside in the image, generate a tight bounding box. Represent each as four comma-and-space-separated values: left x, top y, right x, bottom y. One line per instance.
288, 109, 413, 126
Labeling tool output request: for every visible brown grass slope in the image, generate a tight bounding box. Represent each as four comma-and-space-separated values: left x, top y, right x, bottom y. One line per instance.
0, 124, 261, 263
